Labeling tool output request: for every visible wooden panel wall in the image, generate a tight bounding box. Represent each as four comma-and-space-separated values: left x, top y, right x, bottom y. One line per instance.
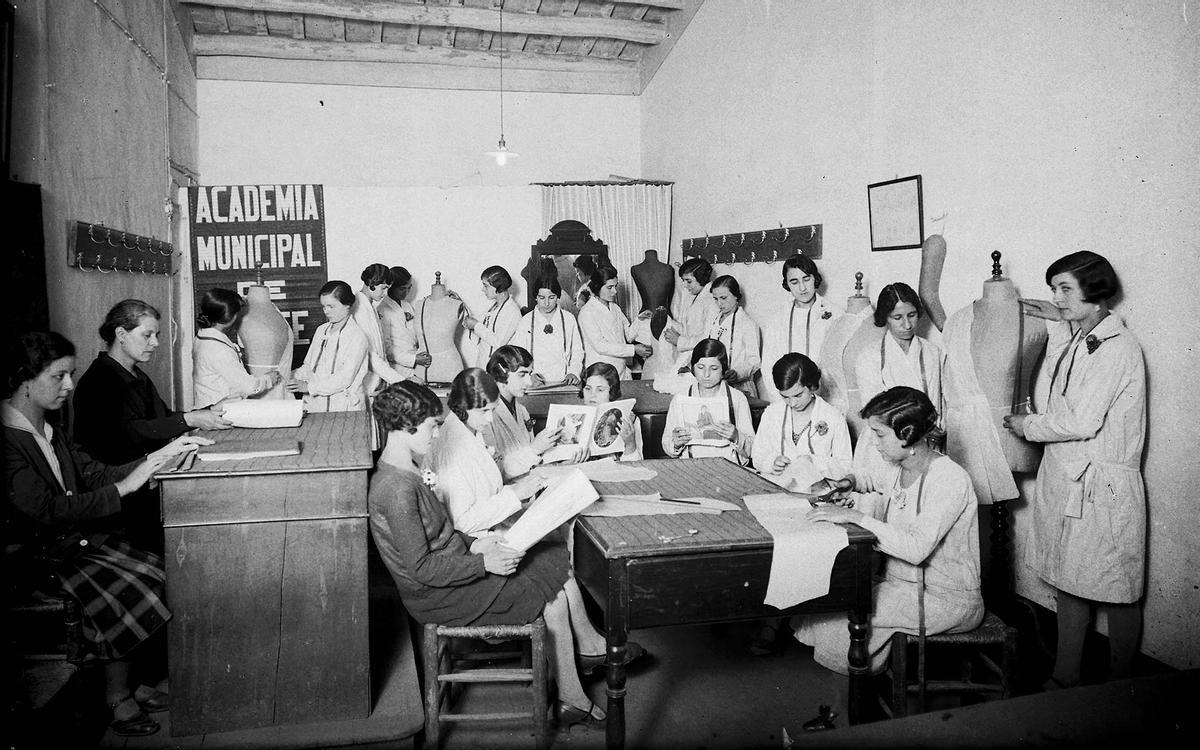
10, 0, 197, 406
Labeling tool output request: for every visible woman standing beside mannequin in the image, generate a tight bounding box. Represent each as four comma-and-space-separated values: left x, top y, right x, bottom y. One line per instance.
192, 288, 282, 409
287, 281, 370, 412
1004, 251, 1146, 689
853, 282, 944, 415
760, 255, 843, 402
463, 265, 521, 369
705, 275, 761, 398
578, 266, 652, 379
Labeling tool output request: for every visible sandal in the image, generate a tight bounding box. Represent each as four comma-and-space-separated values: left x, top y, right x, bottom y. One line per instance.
109, 697, 160, 737
578, 641, 647, 675
556, 700, 605, 727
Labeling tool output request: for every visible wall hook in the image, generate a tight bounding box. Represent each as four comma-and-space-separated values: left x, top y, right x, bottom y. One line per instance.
88, 224, 105, 244
746, 251, 755, 265
807, 225, 816, 240
755, 230, 767, 245
777, 224, 789, 243
106, 229, 120, 248
121, 232, 137, 250
768, 249, 778, 264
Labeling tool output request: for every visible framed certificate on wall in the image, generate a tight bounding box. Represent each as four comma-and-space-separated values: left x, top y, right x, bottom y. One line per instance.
868, 174, 924, 251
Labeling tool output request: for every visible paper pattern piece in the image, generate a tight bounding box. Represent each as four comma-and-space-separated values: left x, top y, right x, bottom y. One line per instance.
198, 438, 301, 462
220, 399, 304, 428
582, 493, 740, 517
534, 457, 658, 483
743, 493, 849, 608
502, 469, 598, 552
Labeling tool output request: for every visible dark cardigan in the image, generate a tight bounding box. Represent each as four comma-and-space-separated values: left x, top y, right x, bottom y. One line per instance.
71, 352, 188, 465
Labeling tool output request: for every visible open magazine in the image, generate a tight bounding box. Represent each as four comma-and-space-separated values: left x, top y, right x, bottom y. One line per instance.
500, 469, 598, 552
677, 394, 732, 447
542, 398, 636, 462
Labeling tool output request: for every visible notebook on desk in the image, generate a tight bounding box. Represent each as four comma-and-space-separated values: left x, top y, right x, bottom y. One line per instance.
197, 438, 302, 462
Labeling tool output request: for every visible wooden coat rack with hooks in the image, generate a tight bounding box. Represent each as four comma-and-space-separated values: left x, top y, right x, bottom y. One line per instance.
680, 223, 822, 267
69, 221, 175, 275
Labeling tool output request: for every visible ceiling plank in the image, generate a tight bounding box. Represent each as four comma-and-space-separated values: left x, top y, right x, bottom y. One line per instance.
197, 55, 640, 95
182, 0, 669, 44
194, 33, 639, 75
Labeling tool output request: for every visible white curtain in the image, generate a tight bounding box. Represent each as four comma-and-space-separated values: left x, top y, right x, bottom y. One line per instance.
542, 183, 673, 319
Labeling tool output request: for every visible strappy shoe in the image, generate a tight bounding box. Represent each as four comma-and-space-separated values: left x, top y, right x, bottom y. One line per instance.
556, 700, 606, 728
109, 697, 160, 737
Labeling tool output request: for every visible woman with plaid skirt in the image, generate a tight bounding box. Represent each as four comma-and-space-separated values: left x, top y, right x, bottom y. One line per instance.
4, 332, 210, 737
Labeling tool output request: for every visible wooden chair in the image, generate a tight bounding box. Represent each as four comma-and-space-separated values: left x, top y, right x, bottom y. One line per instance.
421, 616, 549, 750
886, 610, 1018, 717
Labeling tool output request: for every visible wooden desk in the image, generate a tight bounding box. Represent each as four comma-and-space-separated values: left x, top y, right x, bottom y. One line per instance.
572, 457, 876, 750
521, 379, 768, 458
156, 411, 374, 736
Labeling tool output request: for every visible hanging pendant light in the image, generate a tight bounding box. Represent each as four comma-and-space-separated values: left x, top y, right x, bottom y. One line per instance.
485, 3, 518, 166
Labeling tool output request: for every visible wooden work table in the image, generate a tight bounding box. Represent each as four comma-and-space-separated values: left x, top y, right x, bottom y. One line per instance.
572, 457, 876, 750
156, 411, 374, 737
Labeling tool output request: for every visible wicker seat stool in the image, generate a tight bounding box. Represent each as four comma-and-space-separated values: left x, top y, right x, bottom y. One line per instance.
886, 610, 1018, 717
422, 616, 549, 749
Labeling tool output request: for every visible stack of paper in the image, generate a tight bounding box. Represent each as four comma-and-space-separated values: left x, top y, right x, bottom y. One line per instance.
198, 438, 301, 462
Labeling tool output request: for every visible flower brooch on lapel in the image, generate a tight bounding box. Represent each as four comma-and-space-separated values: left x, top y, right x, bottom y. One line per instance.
821, 310, 833, 320
543, 324, 554, 334
1085, 333, 1119, 354
814, 421, 829, 436
404, 312, 414, 323
421, 468, 439, 491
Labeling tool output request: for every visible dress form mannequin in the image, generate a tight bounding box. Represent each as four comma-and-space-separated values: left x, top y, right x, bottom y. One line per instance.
417, 272, 466, 383
823, 272, 878, 440
238, 265, 292, 398
918, 234, 949, 331
630, 250, 675, 312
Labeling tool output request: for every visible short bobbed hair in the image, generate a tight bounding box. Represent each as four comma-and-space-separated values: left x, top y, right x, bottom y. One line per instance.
781, 254, 823, 293
690, 337, 730, 374
588, 265, 620, 296
860, 386, 943, 448
873, 282, 924, 328
5, 331, 76, 397
373, 380, 444, 434
772, 352, 821, 393
481, 265, 513, 293
360, 263, 393, 289
448, 368, 500, 422
198, 288, 242, 329
710, 274, 743, 301
533, 274, 562, 298
390, 266, 412, 287
1045, 251, 1121, 303
487, 345, 533, 384
679, 257, 713, 286
580, 362, 622, 400
319, 280, 356, 306
99, 299, 161, 345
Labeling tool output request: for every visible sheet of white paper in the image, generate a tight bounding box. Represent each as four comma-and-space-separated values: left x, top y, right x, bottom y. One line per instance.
501, 469, 598, 552
743, 493, 849, 608
219, 399, 304, 428
582, 493, 737, 517
533, 457, 658, 483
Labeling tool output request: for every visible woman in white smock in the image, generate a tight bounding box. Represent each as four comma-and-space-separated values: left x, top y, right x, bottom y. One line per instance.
463, 265, 521, 369
577, 266, 652, 379
752, 353, 851, 486
662, 339, 755, 465
795, 386, 983, 674
760, 255, 843, 403
192, 288, 282, 409
705, 275, 762, 398
664, 257, 720, 362
480, 345, 571, 479
1004, 251, 1146, 689
510, 275, 585, 386
287, 281, 369, 412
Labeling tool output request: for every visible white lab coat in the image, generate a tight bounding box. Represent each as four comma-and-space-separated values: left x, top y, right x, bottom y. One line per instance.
511, 308, 585, 384
470, 295, 521, 369
854, 332, 945, 426
191, 328, 274, 409
1022, 316, 1146, 603
760, 295, 844, 403
431, 411, 523, 536
672, 283, 720, 355
378, 295, 421, 379
578, 297, 638, 378
705, 307, 762, 398
795, 455, 984, 674
352, 290, 405, 394
751, 396, 852, 483
481, 397, 542, 480
661, 382, 755, 464
292, 318, 370, 412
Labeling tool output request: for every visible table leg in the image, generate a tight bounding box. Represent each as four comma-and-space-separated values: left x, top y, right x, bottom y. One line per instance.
846, 543, 873, 724
605, 561, 630, 750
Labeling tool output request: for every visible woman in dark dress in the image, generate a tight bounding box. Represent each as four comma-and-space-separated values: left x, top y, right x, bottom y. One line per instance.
72, 299, 231, 550
4, 332, 210, 736
368, 380, 606, 725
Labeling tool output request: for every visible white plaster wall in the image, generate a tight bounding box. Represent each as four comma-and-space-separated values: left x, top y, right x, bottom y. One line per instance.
643, 0, 1200, 668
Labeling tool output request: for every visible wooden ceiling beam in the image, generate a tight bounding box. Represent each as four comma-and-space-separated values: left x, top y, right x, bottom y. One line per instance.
182, 0, 670, 44
194, 33, 639, 75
